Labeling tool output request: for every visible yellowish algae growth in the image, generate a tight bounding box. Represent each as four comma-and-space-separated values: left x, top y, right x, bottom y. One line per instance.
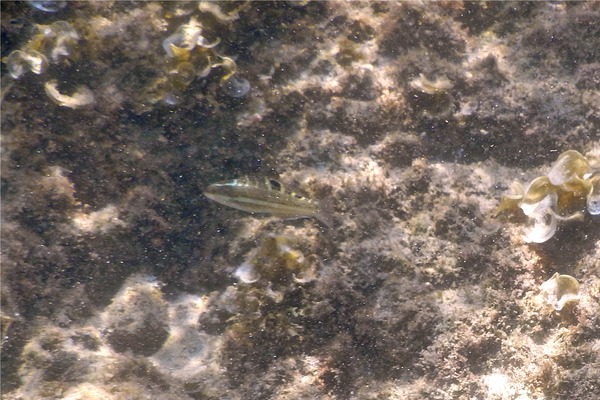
496, 150, 599, 243
409, 73, 453, 94
4, 21, 79, 79
145, 7, 241, 107
234, 234, 317, 285
3, 4, 242, 113
540, 273, 581, 311
3, 20, 86, 108
162, 18, 217, 57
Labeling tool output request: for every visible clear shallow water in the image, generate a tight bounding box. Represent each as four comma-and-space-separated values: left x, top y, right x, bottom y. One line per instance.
2, 2, 599, 399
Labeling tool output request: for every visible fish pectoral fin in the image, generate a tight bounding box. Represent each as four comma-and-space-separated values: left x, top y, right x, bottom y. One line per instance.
315, 212, 333, 229
314, 198, 335, 229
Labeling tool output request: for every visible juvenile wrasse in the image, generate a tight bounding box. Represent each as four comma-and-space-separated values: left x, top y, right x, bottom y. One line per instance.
204, 177, 331, 227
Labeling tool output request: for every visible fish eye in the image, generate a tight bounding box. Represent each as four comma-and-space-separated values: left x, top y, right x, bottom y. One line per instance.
269, 179, 282, 191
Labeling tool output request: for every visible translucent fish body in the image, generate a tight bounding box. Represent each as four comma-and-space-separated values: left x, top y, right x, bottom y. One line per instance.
204, 177, 331, 227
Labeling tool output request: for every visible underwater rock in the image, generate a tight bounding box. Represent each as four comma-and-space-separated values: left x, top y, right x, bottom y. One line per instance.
71, 205, 126, 234
3, 2, 600, 398
61, 383, 115, 400
409, 73, 453, 94
103, 275, 169, 356
540, 273, 581, 311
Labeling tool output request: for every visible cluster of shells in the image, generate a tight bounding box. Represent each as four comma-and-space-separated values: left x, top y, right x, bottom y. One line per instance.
5, 21, 95, 109
148, 2, 248, 106
5, 21, 78, 79
3, 2, 248, 112
497, 150, 600, 243
234, 234, 318, 287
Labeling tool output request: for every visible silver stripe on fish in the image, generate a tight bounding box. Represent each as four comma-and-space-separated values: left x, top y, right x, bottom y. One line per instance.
204, 177, 331, 227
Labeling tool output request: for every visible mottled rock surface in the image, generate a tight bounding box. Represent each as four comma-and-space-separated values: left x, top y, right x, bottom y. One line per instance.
2, 2, 599, 399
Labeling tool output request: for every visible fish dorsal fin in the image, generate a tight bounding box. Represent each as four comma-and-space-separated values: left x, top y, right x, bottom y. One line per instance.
290, 191, 309, 201
233, 176, 285, 192
237, 176, 312, 203
233, 176, 253, 187
269, 178, 311, 202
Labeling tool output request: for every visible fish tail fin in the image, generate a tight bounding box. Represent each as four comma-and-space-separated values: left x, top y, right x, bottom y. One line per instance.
315, 198, 335, 229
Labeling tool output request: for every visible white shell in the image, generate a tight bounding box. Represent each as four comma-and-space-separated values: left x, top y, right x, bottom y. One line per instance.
587, 178, 600, 215
522, 210, 557, 244
540, 273, 580, 311
520, 193, 558, 243
546, 150, 589, 186
233, 261, 259, 284
44, 80, 95, 109
162, 18, 202, 57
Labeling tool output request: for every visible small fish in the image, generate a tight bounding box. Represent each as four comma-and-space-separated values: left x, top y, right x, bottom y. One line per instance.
204, 177, 331, 227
